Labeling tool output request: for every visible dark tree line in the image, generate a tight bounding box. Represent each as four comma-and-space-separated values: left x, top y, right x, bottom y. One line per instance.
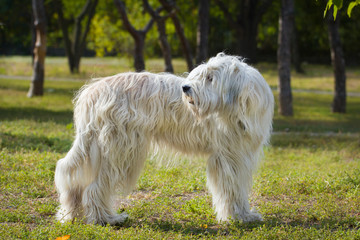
215, 0, 273, 62
19, 0, 356, 114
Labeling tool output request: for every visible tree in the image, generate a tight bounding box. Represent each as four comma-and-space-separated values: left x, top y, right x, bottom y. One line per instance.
114, 0, 154, 72
215, 0, 273, 62
327, 7, 346, 113
28, 0, 46, 97
142, 0, 173, 73
159, 0, 194, 71
54, 0, 98, 74
196, 0, 210, 65
291, 18, 304, 73
277, 0, 294, 116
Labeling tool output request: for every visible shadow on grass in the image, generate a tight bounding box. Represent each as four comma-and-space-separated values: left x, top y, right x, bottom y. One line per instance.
0, 132, 72, 153
0, 78, 81, 97
0, 107, 73, 124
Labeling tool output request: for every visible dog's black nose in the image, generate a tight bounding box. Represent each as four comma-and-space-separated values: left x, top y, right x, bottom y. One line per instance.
182, 85, 191, 93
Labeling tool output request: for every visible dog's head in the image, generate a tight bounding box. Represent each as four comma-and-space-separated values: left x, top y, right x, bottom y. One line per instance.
182, 53, 274, 135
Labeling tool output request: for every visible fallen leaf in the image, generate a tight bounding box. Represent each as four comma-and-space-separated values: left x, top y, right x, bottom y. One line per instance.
55, 235, 70, 240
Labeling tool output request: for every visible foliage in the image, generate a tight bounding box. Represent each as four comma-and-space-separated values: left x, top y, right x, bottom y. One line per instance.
0, 0, 32, 54
324, 0, 360, 19
1, 0, 360, 65
88, 0, 155, 57
0, 58, 360, 238
348, 0, 360, 16
87, 0, 197, 59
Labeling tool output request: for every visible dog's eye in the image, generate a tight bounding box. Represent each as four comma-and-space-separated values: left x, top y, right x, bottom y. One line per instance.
207, 75, 213, 82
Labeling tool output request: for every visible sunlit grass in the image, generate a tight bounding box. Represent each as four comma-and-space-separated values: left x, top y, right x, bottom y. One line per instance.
0, 56, 189, 79
1, 56, 360, 92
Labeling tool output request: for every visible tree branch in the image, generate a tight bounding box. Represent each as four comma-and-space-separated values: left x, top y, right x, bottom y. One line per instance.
54, 0, 73, 58
80, 0, 98, 51
142, 17, 155, 33
114, 0, 139, 38
142, 0, 165, 33
158, 0, 193, 70
142, 0, 158, 18
78, 0, 91, 19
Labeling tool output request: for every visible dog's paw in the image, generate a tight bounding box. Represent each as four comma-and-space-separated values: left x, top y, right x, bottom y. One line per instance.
56, 207, 73, 223
237, 209, 263, 223
108, 212, 129, 226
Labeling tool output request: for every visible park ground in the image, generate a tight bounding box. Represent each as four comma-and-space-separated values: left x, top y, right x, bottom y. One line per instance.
0, 56, 359, 239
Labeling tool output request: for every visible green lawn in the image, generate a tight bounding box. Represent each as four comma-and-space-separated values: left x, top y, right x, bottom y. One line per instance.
0, 57, 359, 239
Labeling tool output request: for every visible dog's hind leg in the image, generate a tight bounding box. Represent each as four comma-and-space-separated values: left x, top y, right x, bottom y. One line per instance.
81, 132, 149, 225
55, 136, 93, 222
119, 134, 149, 196
206, 152, 262, 223
81, 171, 128, 225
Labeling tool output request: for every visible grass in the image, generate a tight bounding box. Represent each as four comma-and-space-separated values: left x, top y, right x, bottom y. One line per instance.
0, 56, 189, 79
0, 57, 359, 239
2, 56, 360, 92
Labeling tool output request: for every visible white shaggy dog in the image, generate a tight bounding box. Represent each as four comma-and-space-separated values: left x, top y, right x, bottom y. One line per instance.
55, 53, 274, 225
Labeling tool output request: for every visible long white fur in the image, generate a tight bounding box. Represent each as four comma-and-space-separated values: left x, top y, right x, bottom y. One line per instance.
54, 53, 274, 225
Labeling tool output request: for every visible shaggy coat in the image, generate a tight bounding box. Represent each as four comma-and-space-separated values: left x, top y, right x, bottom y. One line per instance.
55, 53, 274, 225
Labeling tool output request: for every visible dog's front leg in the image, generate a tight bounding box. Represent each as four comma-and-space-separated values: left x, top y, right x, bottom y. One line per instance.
206, 153, 262, 222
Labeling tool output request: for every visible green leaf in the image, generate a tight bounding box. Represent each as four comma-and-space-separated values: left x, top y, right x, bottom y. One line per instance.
347, 1, 360, 17
323, 0, 343, 19
333, 6, 339, 20
324, 1, 333, 18
333, 0, 343, 8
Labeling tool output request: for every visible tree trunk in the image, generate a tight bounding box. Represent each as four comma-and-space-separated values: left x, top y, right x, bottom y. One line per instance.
114, 0, 154, 72
171, 15, 194, 71
72, 0, 98, 73
327, 8, 346, 113
55, 0, 98, 74
291, 19, 304, 73
159, 0, 194, 71
196, 0, 210, 65
134, 36, 146, 72
31, 12, 36, 65
143, 0, 174, 72
157, 19, 174, 72
28, 0, 46, 97
277, 0, 294, 116
215, 0, 273, 63
55, 0, 73, 73
237, 0, 259, 61
236, 23, 258, 61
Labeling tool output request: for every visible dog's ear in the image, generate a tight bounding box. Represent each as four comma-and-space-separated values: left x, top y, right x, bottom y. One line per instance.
223, 63, 242, 106
216, 52, 225, 58
224, 85, 238, 107
236, 74, 273, 138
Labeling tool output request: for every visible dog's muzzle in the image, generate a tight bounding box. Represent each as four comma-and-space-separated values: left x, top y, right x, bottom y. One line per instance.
182, 85, 191, 93
182, 85, 195, 105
